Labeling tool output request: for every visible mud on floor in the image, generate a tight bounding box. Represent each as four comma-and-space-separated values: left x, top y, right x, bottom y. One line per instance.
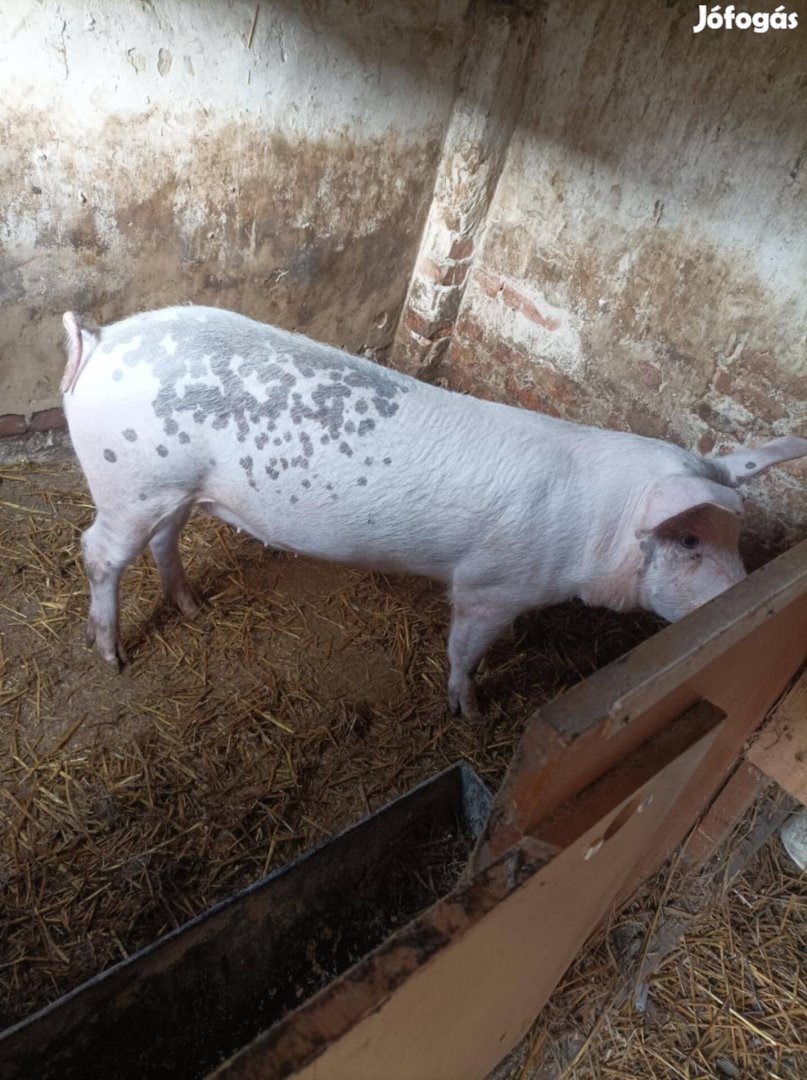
0, 461, 660, 1028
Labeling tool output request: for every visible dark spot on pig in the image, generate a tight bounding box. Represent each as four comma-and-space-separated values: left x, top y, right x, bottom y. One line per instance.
240, 455, 254, 481
103, 449, 117, 462
179, 431, 191, 444
302, 479, 311, 488
357, 477, 368, 486
339, 442, 353, 457
300, 432, 313, 457
639, 538, 657, 572
112, 370, 123, 382
345, 421, 356, 434
321, 435, 330, 445
373, 396, 399, 418
82, 310, 411, 458
265, 466, 279, 480
358, 419, 375, 437
383, 457, 392, 465
364, 456, 374, 466
138, 492, 148, 501
122, 429, 138, 442
330, 493, 338, 501
290, 495, 298, 505
249, 480, 257, 489
274, 437, 282, 446
281, 458, 288, 469
156, 445, 169, 457
745, 461, 756, 470
326, 483, 333, 490
284, 431, 292, 442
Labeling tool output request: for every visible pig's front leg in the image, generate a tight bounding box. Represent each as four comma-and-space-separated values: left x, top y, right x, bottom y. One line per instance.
447, 585, 526, 720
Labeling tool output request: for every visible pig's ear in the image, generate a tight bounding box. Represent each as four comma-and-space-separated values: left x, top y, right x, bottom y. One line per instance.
638, 476, 744, 534
715, 436, 807, 486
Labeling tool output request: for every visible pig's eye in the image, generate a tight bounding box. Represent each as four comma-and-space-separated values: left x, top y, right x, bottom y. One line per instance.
679, 533, 700, 550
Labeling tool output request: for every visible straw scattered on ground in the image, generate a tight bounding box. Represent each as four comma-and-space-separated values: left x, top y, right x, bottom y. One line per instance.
0, 460, 660, 1028
510, 798, 807, 1080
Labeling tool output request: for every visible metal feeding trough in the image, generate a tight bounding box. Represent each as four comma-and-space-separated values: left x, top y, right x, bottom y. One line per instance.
0, 762, 491, 1080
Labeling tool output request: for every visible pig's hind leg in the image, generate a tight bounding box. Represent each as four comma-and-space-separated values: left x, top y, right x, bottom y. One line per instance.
149, 507, 199, 617
81, 502, 195, 667
447, 584, 526, 720
81, 514, 151, 667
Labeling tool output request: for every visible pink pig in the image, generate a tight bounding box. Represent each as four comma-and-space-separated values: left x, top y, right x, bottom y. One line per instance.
61, 306, 807, 718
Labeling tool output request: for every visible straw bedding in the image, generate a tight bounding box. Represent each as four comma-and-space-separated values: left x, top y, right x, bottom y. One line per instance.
507, 793, 807, 1080
0, 460, 659, 1029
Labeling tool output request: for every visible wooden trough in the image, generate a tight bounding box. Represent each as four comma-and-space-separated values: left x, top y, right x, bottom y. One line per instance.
2, 539, 805, 1080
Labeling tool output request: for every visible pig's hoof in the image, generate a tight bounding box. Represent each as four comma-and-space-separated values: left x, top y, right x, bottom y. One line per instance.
447, 683, 481, 721
100, 642, 127, 671
175, 589, 200, 619
86, 621, 127, 669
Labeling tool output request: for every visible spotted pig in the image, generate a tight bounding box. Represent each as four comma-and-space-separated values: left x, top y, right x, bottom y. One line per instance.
61, 305, 807, 718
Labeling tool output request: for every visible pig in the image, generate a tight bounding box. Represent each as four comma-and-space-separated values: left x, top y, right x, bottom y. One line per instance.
61, 305, 807, 718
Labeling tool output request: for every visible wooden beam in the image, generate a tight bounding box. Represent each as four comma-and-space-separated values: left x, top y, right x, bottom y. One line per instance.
681, 760, 771, 869
746, 671, 807, 804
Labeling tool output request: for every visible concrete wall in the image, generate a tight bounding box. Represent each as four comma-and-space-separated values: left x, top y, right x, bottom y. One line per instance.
2, 0, 804, 547
429, 0, 805, 546
0, 0, 468, 424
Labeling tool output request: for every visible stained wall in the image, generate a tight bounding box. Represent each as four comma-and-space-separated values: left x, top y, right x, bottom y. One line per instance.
0, 0, 468, 424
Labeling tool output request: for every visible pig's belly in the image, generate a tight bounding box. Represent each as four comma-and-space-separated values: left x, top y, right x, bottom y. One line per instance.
195, 465, 467, 582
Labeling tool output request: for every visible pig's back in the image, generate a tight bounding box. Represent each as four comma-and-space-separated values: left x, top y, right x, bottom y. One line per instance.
65, 307, 543, 577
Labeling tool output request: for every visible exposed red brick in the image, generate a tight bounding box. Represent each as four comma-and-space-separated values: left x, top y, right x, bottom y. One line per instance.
636, 360, 662, 392
454, 313, 485, 345
418, 258, 443, 283
474, 268, 502, 299
419, 259, 470, 288
29, 407, 66, 432
732, 351, 806, 399
625, 407, 670, 442
694, 401, 745, 439
503, 377, 562, 417
500, 283, 560, 331
697, 433, 716, 455
713, 370, 733, 395
403, 308, 453, 341
448, 236, 474, 260
0, 413, 27, 438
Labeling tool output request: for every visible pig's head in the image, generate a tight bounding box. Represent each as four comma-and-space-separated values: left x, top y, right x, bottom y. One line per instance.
635, 436, 807, 622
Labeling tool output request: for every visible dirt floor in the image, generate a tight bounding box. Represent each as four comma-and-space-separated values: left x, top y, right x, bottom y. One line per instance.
0, 460, 662, 1030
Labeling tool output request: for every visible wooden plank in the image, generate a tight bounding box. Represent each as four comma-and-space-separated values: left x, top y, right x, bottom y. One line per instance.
613, 594, 806, 900
681, 760, 771, 869
208, 540, 807, 1080
212, 728, 722, 1080
746, 672, 807, 804
474, 539, 807, 871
